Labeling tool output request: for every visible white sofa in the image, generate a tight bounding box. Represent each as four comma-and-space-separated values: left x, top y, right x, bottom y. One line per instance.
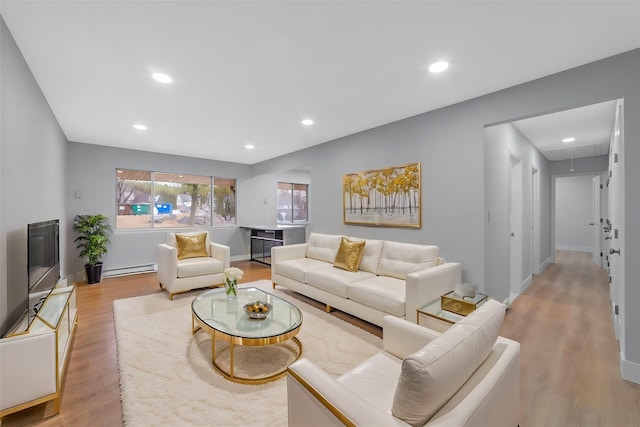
287, 300, 520, 427
271, 232, 462, 326
157, 231, 230, 300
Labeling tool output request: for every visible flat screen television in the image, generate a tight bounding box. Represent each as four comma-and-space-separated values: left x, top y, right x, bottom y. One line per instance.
28, 219, 60, 295
0, 219, 61, 336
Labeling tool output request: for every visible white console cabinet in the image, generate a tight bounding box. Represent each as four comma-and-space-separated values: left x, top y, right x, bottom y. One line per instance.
0, 285, 78, 419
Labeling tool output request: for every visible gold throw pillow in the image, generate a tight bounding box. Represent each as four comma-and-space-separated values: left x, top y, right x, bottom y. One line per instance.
333, 237, 366, 272
175, 233, 208, 260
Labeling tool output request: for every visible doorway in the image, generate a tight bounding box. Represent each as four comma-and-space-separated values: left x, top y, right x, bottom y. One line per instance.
509, 155, 523, 302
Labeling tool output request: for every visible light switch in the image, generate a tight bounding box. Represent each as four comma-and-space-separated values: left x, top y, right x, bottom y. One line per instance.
75, 191, 83, 199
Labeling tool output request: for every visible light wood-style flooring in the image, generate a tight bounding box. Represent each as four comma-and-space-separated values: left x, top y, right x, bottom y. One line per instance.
3, 252, 639, 426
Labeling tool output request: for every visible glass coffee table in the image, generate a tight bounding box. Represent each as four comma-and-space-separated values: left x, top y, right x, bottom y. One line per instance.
191, 286, 303, 384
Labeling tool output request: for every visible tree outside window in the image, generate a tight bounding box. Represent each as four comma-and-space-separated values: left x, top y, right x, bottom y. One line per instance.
116, 169, 236, 229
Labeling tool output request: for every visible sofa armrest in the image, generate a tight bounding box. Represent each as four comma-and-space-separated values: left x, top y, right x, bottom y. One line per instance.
405, 262, 462, 323
210, 242, 230, 269
426, 337, 521, 427
271, 243, 307, 262
157, 243, 177, 285
382, 315, 441, 359
287, 359, 407, 427
271, 243, 308, 282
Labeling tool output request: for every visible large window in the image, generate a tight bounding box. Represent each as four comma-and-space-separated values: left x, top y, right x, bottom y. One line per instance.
116, 169, 236, 230
277, 182, 308, 223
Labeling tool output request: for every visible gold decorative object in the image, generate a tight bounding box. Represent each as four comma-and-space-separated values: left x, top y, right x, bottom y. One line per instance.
441, 291, 488, 316
333, 238, 366, 272
243, 301, 273, 319
175, 233, 208, 259
343, 162, 421, 228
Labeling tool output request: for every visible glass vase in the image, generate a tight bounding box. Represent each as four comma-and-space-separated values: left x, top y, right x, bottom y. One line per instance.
225, 279, 238, 299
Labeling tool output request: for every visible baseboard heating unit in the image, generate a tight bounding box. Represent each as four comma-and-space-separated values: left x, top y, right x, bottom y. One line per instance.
103, 264, 157, 278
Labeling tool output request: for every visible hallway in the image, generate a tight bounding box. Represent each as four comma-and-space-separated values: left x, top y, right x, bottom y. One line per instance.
501, 250, 640, 426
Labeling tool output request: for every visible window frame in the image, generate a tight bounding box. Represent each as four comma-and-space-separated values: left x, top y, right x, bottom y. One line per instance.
115, 169, 236, 230
277, 182, 309, 224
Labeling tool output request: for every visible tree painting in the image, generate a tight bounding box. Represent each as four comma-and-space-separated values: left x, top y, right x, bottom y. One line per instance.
343, 163, 421, 228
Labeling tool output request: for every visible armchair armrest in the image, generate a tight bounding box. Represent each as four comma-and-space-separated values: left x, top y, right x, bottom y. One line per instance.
157, 243, 177, 285
287, 359, 407, 427
210, 242, 230, 269
382, 315, 441, 359
405, 262, 462, 323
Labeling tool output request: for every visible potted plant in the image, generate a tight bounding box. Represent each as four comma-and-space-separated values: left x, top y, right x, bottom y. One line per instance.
73, 214, 113, 284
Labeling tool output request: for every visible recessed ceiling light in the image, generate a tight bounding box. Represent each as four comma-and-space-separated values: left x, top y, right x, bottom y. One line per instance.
152, 72, 172, 84
301, 119, 314, 126
562, 137, 576, 143
428, 61, 449, 73
245, 144, 255, 150
133, 124, 148, 130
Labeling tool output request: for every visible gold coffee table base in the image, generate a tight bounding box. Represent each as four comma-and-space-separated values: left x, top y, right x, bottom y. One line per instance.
192, 314, 303, 385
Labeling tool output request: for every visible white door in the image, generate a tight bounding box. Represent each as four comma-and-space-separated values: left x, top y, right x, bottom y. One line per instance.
509, 156, 523, 302
592, 175, 602, 267
608, 99, 625, 348
531, 168, 540, 274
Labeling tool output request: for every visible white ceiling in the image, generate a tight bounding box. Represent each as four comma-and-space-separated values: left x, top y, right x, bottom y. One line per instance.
1, 1, 639, 165
512, 100, 618, 162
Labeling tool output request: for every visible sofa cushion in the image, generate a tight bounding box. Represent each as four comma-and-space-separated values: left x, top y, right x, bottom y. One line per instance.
337, 352, 401, 414
391, 300, 505, 426
175, 232, 209, 260
334, 238, 366, 272
305, 232, 343, 263
306, 267, 376, 298
274, 257, 329, 283
176, 257, 223, 278
346, 237, 383, 274
347, 276, 406, 316
167, 231, 211, 256
377, 241, 439, 279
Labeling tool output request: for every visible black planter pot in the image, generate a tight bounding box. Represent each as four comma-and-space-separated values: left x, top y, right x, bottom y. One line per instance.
85, 263, 103, 284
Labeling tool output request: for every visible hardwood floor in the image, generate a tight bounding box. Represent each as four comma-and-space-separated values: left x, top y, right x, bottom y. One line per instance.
3, 253, 639, 426
501, 250, 640, 426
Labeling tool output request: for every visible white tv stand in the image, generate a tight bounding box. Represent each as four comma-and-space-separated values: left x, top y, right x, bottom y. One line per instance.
0, 284, 78, 419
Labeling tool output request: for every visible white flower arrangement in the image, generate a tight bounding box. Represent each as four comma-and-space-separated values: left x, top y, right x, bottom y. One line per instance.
223, 267, 244, 282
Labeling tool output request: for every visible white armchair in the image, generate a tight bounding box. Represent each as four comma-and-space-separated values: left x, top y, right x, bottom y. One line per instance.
287, 300, 520, 427
157, 231, 230, 300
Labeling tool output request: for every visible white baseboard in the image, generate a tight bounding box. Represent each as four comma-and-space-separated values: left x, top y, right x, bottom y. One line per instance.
522, 275, 532, 291
621, 353, 640, 385
556, 244, 592, 252
539, 257, 551, 272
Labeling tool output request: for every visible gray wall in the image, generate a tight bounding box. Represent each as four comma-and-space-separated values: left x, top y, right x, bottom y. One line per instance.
555, 175, 597, 252
2, 14, 639, 379
0, 17, 68, 335
484, 122, 551, 301
65, 142, 254, 278
252, 49, 640, 374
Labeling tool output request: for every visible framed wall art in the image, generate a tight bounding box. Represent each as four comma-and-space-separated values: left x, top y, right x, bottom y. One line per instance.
343, 162, 421, 228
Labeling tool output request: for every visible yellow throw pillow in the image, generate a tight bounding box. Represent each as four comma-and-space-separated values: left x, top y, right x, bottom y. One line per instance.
175, 233, 208, 260
333, 237, 366, 272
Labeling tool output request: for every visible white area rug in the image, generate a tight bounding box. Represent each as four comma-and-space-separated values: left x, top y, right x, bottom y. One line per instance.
113, 280, 382, 426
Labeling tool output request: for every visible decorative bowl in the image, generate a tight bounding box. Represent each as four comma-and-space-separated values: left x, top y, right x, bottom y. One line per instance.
243, 301, 272, 320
